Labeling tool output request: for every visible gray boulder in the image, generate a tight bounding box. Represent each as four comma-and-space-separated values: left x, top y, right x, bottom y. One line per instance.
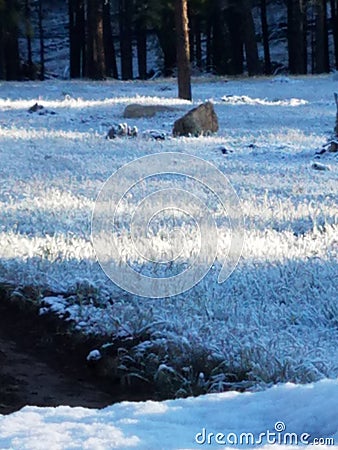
173, 101, 219, 137
123, 104, 177, 118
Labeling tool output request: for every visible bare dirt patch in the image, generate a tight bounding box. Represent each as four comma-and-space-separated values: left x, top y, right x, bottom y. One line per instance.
0, 284, 155, 415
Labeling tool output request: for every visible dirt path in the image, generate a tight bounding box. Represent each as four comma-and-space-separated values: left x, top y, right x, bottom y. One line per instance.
0, 333, 113, 414
0, 287, 154, 415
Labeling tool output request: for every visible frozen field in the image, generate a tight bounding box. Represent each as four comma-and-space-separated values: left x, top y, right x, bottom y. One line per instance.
0, 75, 337, 393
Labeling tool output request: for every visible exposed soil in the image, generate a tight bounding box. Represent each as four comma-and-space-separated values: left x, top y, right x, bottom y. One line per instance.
0, 285, 155, 415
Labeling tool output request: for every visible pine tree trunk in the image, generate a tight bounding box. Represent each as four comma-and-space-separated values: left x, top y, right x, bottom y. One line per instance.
69, 0, 81, 77
136, 20, 147, 79
156, 9, 176, 76
79, 1, 86, 77
175, 0, 192, 100
206, 18, 212, 71
228, 6, 244, 75
195, 16, 202, 69
260, 0, 271, 74
69, 0, 86, 78
189, 13, 195, 64
2, 0, 21, 80
0, 23, 4, 79
38, 0, 45, 80
331, 0, 338, 69
103, 0, 118, 78
211, 6, 230, 74
314, 0, 330, 73
119, 0, 133, 80
287, 0, 307, 74
86, 0, 106, 79
242, 0, 260, 75
25, 0, 33, 66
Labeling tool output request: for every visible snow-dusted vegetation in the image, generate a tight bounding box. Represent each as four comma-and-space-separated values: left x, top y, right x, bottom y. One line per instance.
0, 75, 337, 395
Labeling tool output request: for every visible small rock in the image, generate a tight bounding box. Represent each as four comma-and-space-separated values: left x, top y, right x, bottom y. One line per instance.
106, 123, 138, 139
315, 148, 327, 155
219, 146, 233, 155
86, 349, 102, 362
328, 141, 338, 152
173, 101, 219, 137
142, 130, 168, 140
312, 162, 330, 171
28, 103, 44, 113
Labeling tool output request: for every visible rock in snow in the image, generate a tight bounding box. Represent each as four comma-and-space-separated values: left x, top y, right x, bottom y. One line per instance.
173, 101, 219, 137
106, 123, 138, 139
123, 104, 177, 118
312, 162, 330, 171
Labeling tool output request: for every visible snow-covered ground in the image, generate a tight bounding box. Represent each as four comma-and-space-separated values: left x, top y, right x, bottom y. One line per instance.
0, 75, 337, 395
0, 377, 337, 449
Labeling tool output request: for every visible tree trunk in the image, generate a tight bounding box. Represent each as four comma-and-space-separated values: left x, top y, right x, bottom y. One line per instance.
331, 0, 338, 69
206, 17, 212, 71
38, 0, 45, 80
69, 0, 81, 77
69, 0, 86, 78
0, 22, 4, 79
25, 0, 33, 66
157, 8, 176, 76
103, 0, 118, 78
211, 5, 230, 74
314, 0, 330, 73
242, 0, 260, 75
86, 0, 106, 79
119, 0, 133, 80
4, 32, 21, 80
260, 0, 271, 74
136, 19, 147, 79
0, 0, 21, 80
228, 6, 244, 75
195, 15, 202, 69
175, 0, 192, 100
287, 0, 307, 74
189, 13, 195, 64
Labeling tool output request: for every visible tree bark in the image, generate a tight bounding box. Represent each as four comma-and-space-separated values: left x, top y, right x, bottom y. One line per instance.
261, 0, 271, 74
330, 0, 338, 69
189, 12, 195, 64
119, 0, 133, 80
0, 22, 4, 79
195, 15, 202, 69
25, 0, 33, 66
206, 17, 212, 71
242, 0, 260, 75
86, 0, 106, 79
136, 19, 147, 79
211, 4, 231, 74
314, 0, 330, 73
228, 6, 244, 75
69, 0, 81, 78
103, 0, 118, 78
287, 0, 307, 74
156, 7, 176, 76
38, 0, 45, 80
175, 0, 192, 100
0, 0, 21, 80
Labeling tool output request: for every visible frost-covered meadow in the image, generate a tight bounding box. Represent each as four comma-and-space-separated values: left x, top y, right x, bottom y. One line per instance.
0, 75, 337, 393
